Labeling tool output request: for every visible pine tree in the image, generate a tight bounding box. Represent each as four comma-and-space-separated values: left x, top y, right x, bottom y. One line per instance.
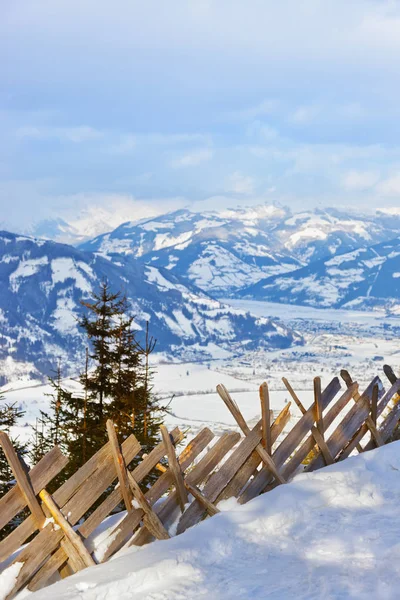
79, 280, 129, 419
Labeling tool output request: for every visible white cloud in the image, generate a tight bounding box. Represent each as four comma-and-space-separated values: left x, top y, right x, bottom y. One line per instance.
288, 106, 320, 125
377, 174, 400, 196
225, 172, 255, 195
171, 148, 213, 168
342, 170, 380, 191
224, 99, 278, 122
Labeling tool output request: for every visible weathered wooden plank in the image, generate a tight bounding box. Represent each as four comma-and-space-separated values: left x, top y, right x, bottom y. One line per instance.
58, 435, 141, 527
127, 472, 170, 540
7, 434, 141, 596
239, 377, 342, 504
314, 377, 324, 436
259, 382, 272, 454
39, 489, 95, 569
28, 548, 69, 592
217, 385, 285, 484
306, 392, 372, 472
216, 404, 291, 504
79, 427, 183, 539
282, 377, 307, 415
106, 420, 134, 512
338, 424, 368, 461
184, 481, 220, 516
160, 425, 188, 511
152, 431, 241, 534
364, 402, 400, 451
311, 425, 334, 465
341, 370, 384, 447
177, 421, 262, 534
0, 446, 67, 532
100, 428, 214, 560
5, 523, 64, 600
371, 384, 378, 427
0, 432, 46, 528
280, 382, 359, 480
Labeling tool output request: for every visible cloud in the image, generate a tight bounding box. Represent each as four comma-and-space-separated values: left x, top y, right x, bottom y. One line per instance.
225, 172, 255, 196
288, 106, 321, 126
224, 99, 278, 122
170, 148, 213, 168
376, 174, 400, 197
342, 170, 380, 191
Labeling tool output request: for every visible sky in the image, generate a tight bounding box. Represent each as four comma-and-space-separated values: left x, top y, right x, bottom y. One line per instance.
2, 0, 400, 234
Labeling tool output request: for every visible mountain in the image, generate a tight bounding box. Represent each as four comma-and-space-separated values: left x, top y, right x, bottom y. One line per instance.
79, 205, 400, 297
238, 236, 400, 312
275, 207, 399, 263
79, 206, 302, 295
0, 231, 301, 383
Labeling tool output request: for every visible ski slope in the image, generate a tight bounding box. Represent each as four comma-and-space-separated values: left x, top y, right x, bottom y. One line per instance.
20, 441, 400, 600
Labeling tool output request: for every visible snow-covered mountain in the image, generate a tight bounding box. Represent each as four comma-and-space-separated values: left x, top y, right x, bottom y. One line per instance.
0, 231, 301, 382
79, 205, 400, 297
239, 236, 400, 312
80, 207, 302, 295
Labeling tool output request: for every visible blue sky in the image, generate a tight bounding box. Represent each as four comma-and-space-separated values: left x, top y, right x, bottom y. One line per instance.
2, 0, 400, 232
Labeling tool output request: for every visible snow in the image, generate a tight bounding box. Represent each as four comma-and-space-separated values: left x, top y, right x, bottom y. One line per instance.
51, 258, 92, 293
0, 562, 23, 600
9, 256, 48, 292
27, 442, 400, 600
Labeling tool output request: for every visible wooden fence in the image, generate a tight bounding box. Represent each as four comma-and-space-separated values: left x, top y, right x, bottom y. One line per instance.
1, 365, 400, 598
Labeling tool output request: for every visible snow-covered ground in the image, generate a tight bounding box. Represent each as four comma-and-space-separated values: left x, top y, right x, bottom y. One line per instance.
16, 441, 400, 600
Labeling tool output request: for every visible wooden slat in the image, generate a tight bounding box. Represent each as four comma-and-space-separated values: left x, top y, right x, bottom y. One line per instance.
341, 371, 384, 447
281, 382, 359, 480
106, 419, 134, 512
39, 489, 95, 570
151, 431, 241, 535
184, 481, 220, 516
100, 428, 215, 559
306, 391, 372, 472
259, 382, 272, 454
239, 377, 342, 504
216, 403, 291, 504
0, 445, 68, 551
127, 471, 170, 540
311, 425, 334, 465
217, 385, 285, 484
28, 548, 69, 592
160, 425, 188, 511
314, 377, 324, 436
282, 377, 307, 415
371, 384, 378, 428
7, 434, 141, 597
177, 421, 263, 534
79, 427, 183, 539
364, 402, 400, 451
0, 432, 46, 528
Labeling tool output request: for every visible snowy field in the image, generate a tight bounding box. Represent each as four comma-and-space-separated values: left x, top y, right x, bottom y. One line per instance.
3, 300, 400, 447
17, 441, 400, 600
